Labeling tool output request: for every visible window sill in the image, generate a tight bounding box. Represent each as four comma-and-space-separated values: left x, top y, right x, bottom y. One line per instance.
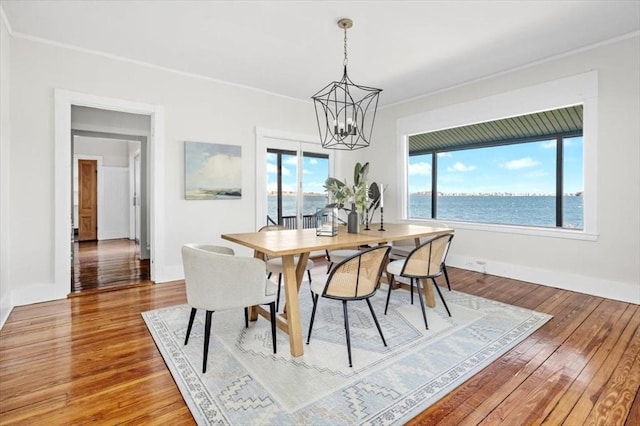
400, 218, 598, 241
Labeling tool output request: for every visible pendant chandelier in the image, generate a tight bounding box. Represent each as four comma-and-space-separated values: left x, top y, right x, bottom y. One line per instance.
312, 18, 382, 150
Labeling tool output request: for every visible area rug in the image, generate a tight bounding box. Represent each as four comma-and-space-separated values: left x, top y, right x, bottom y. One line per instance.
142, 287, 551, 425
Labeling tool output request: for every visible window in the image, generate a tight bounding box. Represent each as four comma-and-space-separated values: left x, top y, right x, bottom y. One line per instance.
407, 106, 584, 229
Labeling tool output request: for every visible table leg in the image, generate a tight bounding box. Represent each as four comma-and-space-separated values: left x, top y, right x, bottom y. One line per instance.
281, 254, 304, 357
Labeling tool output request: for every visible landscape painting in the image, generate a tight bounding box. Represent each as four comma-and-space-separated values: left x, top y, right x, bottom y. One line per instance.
185, 141, 242, 200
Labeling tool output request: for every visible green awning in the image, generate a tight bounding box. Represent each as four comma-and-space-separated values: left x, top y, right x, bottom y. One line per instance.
409, 104, 583, 154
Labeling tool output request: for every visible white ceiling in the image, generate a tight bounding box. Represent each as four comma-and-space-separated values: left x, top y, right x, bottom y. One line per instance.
2, 1, 639, 107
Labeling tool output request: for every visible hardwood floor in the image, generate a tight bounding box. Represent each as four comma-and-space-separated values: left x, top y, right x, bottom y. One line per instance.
1, 264, 638, 425
72, 238, 150, 294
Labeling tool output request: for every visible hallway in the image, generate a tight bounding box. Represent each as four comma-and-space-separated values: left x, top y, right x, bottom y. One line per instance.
72, 238, 150, 294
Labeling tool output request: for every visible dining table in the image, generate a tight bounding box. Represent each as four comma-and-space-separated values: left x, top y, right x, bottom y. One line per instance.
221, 222, 454, 357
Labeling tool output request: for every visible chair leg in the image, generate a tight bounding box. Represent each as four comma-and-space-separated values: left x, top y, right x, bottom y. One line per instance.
184, 307, 197, 345
327, 262, 333, 274
276, 274, 282, 311
443, 264, 451, 291
306, 293, 319, 344
267, 272, 272, 280
202, 310, 214, 374
307, 270, 312, 283
384, 275, 394, 315
269, 301, 277, 354
432, 278, 452, 317
343, 300, 353, 367
244, 307, 249, 328
414, 279, 429, 330
366, 298, 387, 347
410, 278, 414, 304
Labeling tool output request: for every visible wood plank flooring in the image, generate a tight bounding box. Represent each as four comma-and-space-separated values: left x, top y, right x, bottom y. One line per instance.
72, 239, 150, 294
1, 258, 638, 424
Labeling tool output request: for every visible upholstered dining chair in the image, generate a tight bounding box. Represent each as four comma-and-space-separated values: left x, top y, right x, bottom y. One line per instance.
325, 248, 361, 273
307, 245, 391, 367
385, 233, 454, 330
181, 244, 278, 374
389, 228, 454, 291
257, 225, 315, 311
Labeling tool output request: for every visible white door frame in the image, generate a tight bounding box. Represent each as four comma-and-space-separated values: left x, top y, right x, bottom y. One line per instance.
54, 89, 165, 298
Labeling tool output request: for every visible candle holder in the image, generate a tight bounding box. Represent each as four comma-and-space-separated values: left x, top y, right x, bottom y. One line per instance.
364, 207, 370, 230
378, 207, 385, 231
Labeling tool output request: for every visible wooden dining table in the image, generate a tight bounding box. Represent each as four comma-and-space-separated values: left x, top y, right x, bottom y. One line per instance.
222, 222, 454, 357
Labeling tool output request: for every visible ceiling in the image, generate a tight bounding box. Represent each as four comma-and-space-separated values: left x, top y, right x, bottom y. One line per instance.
2, 1, 639, 107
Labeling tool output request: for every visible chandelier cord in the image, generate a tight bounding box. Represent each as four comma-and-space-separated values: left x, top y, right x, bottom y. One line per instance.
343, 26, 348, 67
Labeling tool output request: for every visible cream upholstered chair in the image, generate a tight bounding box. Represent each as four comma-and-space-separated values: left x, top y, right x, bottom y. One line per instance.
258, 225, 314, 311
385, 233, 454, 330
307, 245, 391, 367
325, 249, 361, 273
182, 244, 278, 374
390, 227, 453, 291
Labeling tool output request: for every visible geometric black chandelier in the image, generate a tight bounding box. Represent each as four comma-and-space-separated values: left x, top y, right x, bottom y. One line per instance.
312, 18, 382, 150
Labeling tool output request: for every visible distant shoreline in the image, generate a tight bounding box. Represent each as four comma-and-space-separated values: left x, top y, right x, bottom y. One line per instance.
268, 192, 583, 197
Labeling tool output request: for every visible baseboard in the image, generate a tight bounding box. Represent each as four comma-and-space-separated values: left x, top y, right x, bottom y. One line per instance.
0, 303, 12, 330
447, 254, 639, 305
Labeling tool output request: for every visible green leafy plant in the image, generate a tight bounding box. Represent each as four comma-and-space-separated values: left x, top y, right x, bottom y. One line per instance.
324, 162, 369, 215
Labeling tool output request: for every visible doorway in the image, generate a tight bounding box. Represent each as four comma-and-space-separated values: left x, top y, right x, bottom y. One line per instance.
70, 131, 150, 293
54, 89, 165, 301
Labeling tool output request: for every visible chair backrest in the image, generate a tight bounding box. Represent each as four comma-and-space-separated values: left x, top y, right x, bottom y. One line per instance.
256, 225, 286, 260
400, 233, 454, 278
322, 245, 391, 300
181, 244, 269, 311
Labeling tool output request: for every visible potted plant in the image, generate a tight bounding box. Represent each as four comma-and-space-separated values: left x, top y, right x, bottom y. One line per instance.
324, 162, 369, 233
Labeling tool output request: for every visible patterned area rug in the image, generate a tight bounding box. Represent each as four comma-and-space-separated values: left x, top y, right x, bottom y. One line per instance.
142, 287, 551, 425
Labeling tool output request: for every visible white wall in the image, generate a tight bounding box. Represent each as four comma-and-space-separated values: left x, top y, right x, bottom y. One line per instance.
4, 33, 318, 309
0, 13, 12, 326
368, 36, 640, 303
101, 166, 130, 240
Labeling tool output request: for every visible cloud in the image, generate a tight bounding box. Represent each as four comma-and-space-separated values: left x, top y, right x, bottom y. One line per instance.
447, 162, 476, 172
540, 141, 556, 149
266, 162, 291, 176
409, 162, 431, 175
502, 157, 540, 170
187, 154, 241, 189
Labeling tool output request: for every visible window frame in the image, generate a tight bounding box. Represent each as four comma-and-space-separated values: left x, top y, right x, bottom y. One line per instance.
396, 72, 598, 241
409, 130, 583, 229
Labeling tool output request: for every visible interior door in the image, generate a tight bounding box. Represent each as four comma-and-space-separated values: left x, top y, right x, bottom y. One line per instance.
78, 159, 98, 241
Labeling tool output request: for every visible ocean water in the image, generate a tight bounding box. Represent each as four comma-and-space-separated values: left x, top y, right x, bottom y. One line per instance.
267, 194, 584, 230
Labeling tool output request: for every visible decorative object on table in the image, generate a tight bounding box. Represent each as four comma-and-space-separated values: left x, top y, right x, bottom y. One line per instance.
379, 181, 385, 231
316, 206, 338, 236
143, 289, 551, 424
347, 203, 359, 233
311, 18, 382, 151
324, 162, 369, 233
184, 141, 242, 200
365, 182, 381, 229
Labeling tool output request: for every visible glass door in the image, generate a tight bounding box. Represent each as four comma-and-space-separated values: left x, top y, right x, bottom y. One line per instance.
264, 142, 331, 230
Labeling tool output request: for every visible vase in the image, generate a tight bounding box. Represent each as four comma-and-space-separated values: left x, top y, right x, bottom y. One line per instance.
347, 203, 359, 234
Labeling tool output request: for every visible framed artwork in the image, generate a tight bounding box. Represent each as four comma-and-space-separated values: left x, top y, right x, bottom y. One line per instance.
185, 141, 242, 200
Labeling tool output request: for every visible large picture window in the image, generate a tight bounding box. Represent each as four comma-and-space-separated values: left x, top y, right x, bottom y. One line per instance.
407, 106, 584, 229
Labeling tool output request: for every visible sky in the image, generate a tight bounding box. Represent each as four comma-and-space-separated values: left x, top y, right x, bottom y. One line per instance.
266, 153, 329, 194
409, 136, 583, 195
266, 136, 583, 196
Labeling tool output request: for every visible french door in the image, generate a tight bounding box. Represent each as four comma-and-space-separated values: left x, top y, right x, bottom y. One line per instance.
256, 129, 336, 231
